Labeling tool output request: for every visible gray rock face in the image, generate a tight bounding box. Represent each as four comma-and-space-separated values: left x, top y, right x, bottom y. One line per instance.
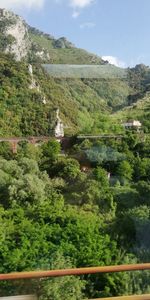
0, 9, 30, 60
54, 109, 64, 138
54, 37, 75, 49
35, 49, 50, 60
0, 8, 76, 63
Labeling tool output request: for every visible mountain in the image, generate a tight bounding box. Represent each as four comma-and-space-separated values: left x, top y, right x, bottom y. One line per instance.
0, 8, 104, 64
0, 8, 150, 137
0, 9, 30, 61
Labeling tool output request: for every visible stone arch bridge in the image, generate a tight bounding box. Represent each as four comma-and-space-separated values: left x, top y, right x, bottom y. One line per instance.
0, 134, 125, 154
0, 136, 69, 154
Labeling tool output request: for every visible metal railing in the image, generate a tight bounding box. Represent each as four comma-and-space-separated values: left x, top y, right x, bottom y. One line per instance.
0, 297, 37, 300
1, 263, 150, 299
90, 296, 150, 300
1, 263, 150, 281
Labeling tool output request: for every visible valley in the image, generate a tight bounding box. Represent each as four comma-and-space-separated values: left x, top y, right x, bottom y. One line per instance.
0, 8, 150, 300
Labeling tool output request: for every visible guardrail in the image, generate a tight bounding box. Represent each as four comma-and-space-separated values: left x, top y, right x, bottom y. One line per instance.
90, 296, 150, 300
0, 296, 37, 300
1, 264, 150, 299
1, 263, 150, 280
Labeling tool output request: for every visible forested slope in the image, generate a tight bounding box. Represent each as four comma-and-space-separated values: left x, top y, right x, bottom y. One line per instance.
1, 8, 150, 300
0, 131, 150, 298
0, 52, 130, 136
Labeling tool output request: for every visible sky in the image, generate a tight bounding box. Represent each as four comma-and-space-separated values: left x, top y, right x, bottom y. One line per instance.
0, 0, 150, 67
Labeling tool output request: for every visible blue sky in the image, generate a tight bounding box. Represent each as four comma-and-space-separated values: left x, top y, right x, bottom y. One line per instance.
1, 0, 150, 67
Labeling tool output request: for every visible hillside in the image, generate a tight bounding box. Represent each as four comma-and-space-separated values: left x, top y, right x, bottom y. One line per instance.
113, 92, 150, 132
0, 8, 104, 64
29, 27, 104, 65
1, 7, 150, 300
1, 54, 126, 135
0, 8, 150, 136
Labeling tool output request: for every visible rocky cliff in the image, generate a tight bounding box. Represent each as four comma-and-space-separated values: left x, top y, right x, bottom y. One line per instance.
0, 8, 30, 60
0, 8, 104, 64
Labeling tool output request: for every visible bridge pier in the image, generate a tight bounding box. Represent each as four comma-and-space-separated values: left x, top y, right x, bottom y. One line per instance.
0, 136, 71, 154
11, 141, 18, 154
29, 138, 36, 145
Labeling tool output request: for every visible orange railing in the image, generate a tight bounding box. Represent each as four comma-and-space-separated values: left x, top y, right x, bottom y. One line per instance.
90, 296, 150, 300
1, 263, 150, 281
1, 263, 150, 299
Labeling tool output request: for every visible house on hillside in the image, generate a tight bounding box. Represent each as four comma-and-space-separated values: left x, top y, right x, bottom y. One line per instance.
122, 120, 142, 131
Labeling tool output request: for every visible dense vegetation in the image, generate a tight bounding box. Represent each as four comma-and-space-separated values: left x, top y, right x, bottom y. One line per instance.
0, 17, 16, 52
1, 52, 150, 137
1, 9, 150, 299
1, 9, 150, 137
0, 52, 122, 136
0, 131, 150, 298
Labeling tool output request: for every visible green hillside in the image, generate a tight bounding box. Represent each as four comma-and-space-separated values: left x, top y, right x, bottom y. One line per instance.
0, 9, 150, 137
1, 9, 150, 300
28, 26, 104, 64
0, 52, 129, 137
1, 50, 150, 136
113, 92, 150, 132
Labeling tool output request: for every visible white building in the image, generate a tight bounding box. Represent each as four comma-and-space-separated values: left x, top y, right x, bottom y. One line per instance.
122, 120, 142, 130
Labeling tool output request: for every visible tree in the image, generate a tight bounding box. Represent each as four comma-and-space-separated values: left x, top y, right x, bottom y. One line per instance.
59, 158, 81, 182
93, 167, 109, 187
41, 140, 61, 174
0, 157, 60, 207
134, 181, 150, 205
116, 160, 133, 184
42, 140, 61, 161
0, 142, 12, 160
134, 158, 150, 181
38, 252, 85, 300
17, 142, 42, 162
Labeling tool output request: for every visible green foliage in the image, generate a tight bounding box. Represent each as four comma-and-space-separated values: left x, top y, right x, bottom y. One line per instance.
1, 12, 150, 298
93, 166, 109, 187
0, 47, 150, 136
1, 129, 150, 298
41, 140, 61, 162
0, 141, 12, 159
58, 158, 81, 181
0, 33, 16, 51
1, 10, 150, 136
116, 160, 133, 183
16, 142, 42, 162
134, 157, 150, 181
29, 29, 103, 65
38, 253, 85, 300
2, 50, 150, 136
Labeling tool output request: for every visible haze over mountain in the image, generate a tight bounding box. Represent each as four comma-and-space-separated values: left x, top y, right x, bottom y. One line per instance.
0, 8, 150, 136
